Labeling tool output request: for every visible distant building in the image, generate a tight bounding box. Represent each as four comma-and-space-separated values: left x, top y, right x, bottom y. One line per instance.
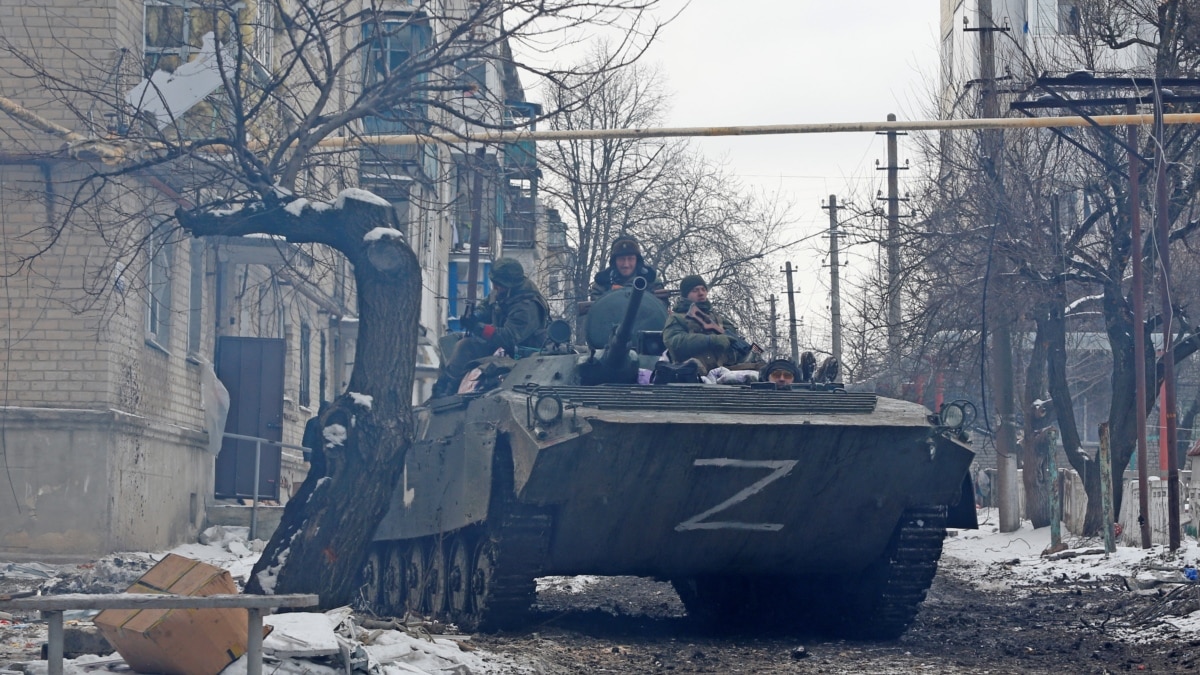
939, 0, 1154, 113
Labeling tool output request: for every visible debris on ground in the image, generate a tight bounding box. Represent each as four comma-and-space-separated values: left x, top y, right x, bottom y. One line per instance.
9, 511, 1200, 673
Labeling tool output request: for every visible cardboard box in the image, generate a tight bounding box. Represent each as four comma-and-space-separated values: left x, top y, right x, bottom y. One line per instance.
94, 554, 250, 675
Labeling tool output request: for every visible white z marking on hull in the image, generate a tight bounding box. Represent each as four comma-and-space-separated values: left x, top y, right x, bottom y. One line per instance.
675, 459, 798, 532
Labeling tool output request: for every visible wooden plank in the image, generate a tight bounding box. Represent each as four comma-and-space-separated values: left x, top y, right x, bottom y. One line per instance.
0, 593, 318, 611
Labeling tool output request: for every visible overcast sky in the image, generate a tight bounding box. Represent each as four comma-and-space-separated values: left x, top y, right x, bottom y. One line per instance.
527, 1, 945, 344
648, 1, 943, 338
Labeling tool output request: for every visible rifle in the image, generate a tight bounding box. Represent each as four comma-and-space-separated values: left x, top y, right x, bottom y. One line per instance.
459, 301, 480, 335
685, 304, 762, 360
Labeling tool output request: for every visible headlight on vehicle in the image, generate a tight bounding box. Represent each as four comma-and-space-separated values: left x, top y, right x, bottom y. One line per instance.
939, 402, 965, 428
534, 393, 563, 426
937, 400, 976, 430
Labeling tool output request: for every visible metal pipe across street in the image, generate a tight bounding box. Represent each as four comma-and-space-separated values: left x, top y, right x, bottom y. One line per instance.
314, 112, 1200, 148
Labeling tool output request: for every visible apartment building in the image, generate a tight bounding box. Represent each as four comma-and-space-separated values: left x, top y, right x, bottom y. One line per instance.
0, 0, 550, 556
940, 0, 1155, 113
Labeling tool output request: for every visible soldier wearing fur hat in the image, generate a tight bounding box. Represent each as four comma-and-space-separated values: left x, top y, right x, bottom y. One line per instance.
433, 257, 550, 397
588, 235, 664, 300
663, 274, 752, 371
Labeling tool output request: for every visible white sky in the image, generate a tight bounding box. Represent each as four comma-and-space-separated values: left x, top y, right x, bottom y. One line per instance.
647, 1, 943, 339
525, 1, 945, 345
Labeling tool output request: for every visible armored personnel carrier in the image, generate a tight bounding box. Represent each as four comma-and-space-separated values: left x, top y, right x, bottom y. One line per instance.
359, 280, 976, 638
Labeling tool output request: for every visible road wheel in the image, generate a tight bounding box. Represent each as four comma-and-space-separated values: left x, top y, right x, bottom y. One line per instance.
446, 532, 472, 627
427, 538, 449, 619
468, 537, 499, 629
404, 541, 430, 616
382, 542, 407, 618
358, 546, 383, 613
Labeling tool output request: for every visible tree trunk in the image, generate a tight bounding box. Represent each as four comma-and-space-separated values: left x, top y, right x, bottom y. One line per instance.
991, 314, 1022, 532
1022, 313, 1053, 527
1045, 276, 1104, 534
181, 198, 421, 608
1101, 279, 1144, 537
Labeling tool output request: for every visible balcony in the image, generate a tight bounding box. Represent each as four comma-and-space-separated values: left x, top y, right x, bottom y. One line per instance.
360, 113, 428, 177
503, 209, 536, 249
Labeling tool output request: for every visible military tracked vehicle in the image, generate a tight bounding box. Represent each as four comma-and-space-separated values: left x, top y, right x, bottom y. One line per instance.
359, 279, 976, 638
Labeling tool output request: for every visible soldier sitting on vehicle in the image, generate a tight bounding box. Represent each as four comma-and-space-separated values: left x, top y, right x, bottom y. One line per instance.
432, 258, 550, 398
662, 274, 758, 372
588, 235, 665, 300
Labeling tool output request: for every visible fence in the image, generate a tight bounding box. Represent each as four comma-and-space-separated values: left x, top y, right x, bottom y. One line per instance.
1003, 467, 1198, 544
0, 593, 317, 675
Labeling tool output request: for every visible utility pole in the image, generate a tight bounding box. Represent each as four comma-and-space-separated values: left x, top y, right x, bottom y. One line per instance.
1154, 88, 1181, 550
465, 147, 487, 305
768, 294, 779, 360
783, 262, 799, 362
1128, 104, 1152, 548
972, 0, 1021, 532
822, 195, 843, 363
877, 115, 906, 390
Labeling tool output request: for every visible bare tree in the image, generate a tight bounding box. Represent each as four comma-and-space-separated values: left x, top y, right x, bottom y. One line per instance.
539, 47, 797, 342
538, 45, 679, 323
0, 0, 663, 605
635, 154, 795, 341
901, 0, 1200, 533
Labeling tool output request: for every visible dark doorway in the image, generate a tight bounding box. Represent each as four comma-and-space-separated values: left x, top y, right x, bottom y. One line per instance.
215, 336, 286, 500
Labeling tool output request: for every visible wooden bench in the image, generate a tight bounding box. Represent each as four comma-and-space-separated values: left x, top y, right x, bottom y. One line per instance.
0, 592, 318, 675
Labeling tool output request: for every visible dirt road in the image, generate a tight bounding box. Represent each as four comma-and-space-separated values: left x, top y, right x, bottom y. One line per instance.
479, 558, 1197, 674
4, 543, 1198, 673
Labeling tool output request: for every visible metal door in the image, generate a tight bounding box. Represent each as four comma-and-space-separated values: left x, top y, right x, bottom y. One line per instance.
214, 337, 286, 500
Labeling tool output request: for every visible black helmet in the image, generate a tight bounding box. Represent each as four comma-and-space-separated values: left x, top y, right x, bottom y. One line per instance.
489, 257, 525, 288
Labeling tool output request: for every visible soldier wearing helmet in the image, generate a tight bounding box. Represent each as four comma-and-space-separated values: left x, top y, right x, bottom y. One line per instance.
433, 258, 550, 397
588, 235, 664, 300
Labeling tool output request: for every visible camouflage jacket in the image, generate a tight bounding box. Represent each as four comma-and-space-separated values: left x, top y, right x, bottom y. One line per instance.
477, 278, 550, 353
662, 298, 741, 369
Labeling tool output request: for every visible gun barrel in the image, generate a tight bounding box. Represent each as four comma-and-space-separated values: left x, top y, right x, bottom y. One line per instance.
601, 276, 648, 369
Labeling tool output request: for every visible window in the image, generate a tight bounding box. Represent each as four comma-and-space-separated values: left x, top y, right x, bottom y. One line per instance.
453, 163, 493, 249
299, 322, 311, 408
456, 59, 487, 97
361, 16, 432, 157
144, 0, 232, 76
1058, 0, 1080, 35
147, 220, 174, 348
364, 16, 431, 85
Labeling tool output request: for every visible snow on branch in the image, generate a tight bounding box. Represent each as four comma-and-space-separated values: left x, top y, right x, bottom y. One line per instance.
363, 228, 403, 243
334, 188, 390, 209
1066, 293, 1104, 315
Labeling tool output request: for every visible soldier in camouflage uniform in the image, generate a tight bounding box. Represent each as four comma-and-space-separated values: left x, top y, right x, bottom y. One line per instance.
662, 274, 747, 371
433, 258, 550, 397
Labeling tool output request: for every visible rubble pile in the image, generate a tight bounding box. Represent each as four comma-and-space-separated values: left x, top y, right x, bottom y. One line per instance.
1, 527, 545, 674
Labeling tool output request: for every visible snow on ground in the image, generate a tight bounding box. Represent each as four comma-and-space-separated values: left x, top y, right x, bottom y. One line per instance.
12, 513, 1200, 672
943, 508, 1200, 643
944, 509, 1200, 590
1, 526, 548, 675
537, 575, 601, 594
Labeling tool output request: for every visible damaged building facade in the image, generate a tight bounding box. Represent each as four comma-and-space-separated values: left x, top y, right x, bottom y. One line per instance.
0, 0, 555, 558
